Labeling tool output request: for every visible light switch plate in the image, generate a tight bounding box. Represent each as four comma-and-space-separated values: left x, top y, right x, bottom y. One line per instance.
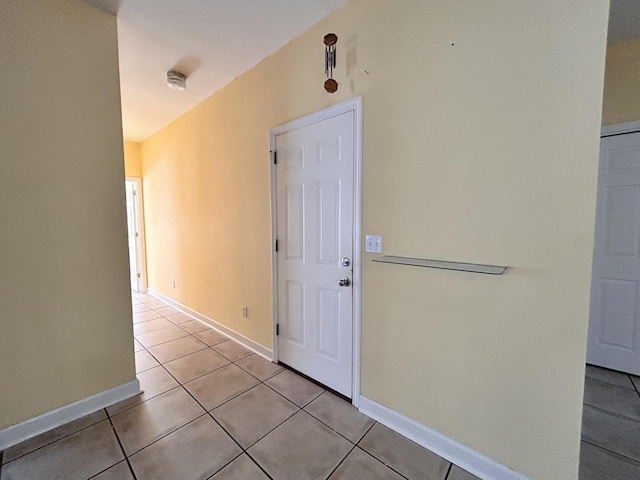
365, 235, 382, 253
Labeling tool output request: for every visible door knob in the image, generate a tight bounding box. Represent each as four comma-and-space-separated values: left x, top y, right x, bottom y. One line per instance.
338, 277, 350, 287
341, 257, 350, 267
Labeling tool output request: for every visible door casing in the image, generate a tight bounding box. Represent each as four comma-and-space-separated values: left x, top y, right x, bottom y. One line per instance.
270, 97, 363, 406
126, 177, 147, 294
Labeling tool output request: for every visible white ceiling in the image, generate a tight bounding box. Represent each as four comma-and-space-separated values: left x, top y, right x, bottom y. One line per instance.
86, 0, 639, 143
86, 0, 345, 142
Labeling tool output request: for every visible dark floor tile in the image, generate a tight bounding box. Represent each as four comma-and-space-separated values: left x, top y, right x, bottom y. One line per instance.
585, 365, 635, 390
184, 363, 259, 410
584, 378, 640, 421
580, 441, 640, 480
92, 460, 134, 480
2, 410, 107, 464
359, 423, 450, 480
265, 369, 324, 407
210, 454, 269, 479
212, 384, 298, 448
235, 354, 284, 381
447, 464, 482, 480
1, 420, 122, 480
582, 405, 640, 463
305, 391, 374, 443
329, 447, 404, 479
249, 411, 352, 480
129, 415, 240, 480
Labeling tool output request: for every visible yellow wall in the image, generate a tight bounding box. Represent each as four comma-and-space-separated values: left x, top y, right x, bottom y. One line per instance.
602, 37, 640, 125
124, 141, 142, 177
140, 1, 608, 479
0, 0, 135, 430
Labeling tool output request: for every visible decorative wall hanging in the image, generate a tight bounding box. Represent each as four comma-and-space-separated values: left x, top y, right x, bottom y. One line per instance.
324, 33, 338, 93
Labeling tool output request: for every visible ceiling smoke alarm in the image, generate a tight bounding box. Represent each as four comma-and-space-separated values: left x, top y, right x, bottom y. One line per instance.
166, 70, 186, 90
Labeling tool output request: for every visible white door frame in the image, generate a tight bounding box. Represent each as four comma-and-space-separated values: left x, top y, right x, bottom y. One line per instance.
270, 97, 363, 406
126, 177, 148, 293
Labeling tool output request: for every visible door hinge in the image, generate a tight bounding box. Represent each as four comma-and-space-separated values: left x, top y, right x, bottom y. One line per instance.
135, 232, 139, 238
136, 273, 141, 278
133, 190, 137, 196
276, 323, 279, 336
275, 239, 279, 252
272, 150, 277, 165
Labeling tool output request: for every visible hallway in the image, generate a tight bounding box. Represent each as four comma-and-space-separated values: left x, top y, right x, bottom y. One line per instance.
1, 293, 480, 480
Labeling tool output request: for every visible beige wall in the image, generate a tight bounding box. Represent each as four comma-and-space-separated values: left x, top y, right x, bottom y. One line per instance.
602, 37, 640, 125
124, 141, 143, 177
0, 0, 135, 430
140, 1, 608, 478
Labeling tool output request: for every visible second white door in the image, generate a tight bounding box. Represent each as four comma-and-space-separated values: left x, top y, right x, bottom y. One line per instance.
275, 110, 355, 397
587, 131, 640, 375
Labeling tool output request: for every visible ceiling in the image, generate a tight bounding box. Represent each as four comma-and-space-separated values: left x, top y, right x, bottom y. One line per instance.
85, 0, 345, 142
86, 0, 639, 143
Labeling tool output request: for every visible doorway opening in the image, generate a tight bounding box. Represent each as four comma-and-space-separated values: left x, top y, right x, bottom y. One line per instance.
125, 178, 147, 293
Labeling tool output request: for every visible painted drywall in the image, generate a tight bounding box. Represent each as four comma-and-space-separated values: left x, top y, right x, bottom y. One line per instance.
0, 0, 135, 430
140, 1, 608, 479
602, 37, 640, 125
124, 141, 142, 177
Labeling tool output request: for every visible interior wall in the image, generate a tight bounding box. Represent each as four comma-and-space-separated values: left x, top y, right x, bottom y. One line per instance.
124, 141, 142, 177
602, 37, 640, 125
140, 1, 609, 478
0, 0, 135, 430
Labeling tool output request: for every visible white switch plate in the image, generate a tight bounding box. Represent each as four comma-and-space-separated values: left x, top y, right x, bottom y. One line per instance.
365, 235, 383, 253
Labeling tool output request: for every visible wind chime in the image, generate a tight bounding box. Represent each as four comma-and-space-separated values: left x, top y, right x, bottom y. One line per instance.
324, 33, 338, 93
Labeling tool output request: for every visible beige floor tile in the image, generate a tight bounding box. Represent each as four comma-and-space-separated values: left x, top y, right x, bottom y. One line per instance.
133, 339, 144, 353
132, 298, 142, 306
154, 306, 179, 317
136, 324, 190, 348
249, 411, 352, 480
2, 410, 107, 464
329, 447, 404, 480
447, 465, 482, 480
107, 366, 180, 416
359, 423, 450, 480
92, 461, 135, 480
178, 319, 210, 334
165, 312, 193, 325
184, 364, 259, 410
579, 441, 640, 480
145, 300, 167, 309
1, 420, 123, 480
235, 354, 284, 381
212, 340, 253, 361
132, 303, 151, 313
135, 350, 160, 373
111, 388, 205, 456
129, 415, 241, 480
136, 294, 158, 303
210, 454, 269, 479
212, 384, 298, 448
265, 369, 324, 407
163, 348, 230, 384
194, 328, 229, 346
133, 317, 173, 337
148, 336, 208, 363
133, 310, 162, 324
305, 391, 374, 443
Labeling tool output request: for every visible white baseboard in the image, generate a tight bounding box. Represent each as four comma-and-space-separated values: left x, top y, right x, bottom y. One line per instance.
358, 396, 531, 480
148, 289, 273, 361
0, 379, 140, 451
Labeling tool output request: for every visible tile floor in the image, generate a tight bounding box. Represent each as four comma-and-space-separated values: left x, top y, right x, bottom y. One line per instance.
0, 292, 481, 480
580, 364, 640, 479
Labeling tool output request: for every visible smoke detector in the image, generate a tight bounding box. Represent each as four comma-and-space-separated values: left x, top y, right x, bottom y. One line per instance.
166, 70, 186, 91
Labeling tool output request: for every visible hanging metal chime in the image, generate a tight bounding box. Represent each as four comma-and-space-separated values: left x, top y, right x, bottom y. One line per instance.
324, 33, 338, 93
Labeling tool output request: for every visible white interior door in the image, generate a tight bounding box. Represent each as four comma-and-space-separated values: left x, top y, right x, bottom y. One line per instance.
125, 179, 145, 293
276, 111, 354, 397
587, 132, 640, 375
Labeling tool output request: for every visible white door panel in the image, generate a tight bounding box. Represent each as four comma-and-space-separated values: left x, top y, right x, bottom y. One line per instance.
276, 111, 354, 396
588, 132, 640, 375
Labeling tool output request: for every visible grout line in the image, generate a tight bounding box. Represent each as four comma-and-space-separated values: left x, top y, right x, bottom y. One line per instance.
323, 443, 357, 479
351, 443, 411, 480
106, 409, 138, 480
444, 462, 454, 479
204, 452, 245, 480
243, 450, 275, 479
585, 375, 637, 392
583, 403, 640, 424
